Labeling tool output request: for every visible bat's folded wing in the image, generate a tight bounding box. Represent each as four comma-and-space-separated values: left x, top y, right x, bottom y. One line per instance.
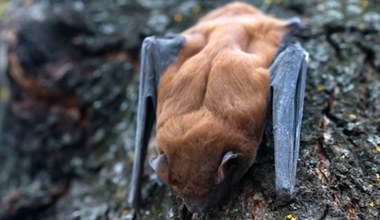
129, 35, 185, 211
270, 43, 308, 200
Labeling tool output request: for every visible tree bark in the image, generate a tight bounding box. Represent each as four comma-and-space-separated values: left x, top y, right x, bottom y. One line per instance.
0, 0, 379, 219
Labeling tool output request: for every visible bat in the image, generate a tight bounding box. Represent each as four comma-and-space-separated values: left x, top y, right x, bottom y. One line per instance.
129, 2, 308, 214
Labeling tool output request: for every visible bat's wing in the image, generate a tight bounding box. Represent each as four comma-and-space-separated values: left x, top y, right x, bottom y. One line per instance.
0, 37, 9, 130
269, 41, 308, 200
129, 35, 185, 211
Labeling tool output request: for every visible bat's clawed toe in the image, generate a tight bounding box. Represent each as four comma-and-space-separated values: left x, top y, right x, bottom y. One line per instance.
179, 203, 194, 220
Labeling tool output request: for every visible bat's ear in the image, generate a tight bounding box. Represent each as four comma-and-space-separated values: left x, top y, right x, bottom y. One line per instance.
217, 151, 244, 184
149, 154, 170, 184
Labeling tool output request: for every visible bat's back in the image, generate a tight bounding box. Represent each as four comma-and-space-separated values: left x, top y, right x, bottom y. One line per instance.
157, 2, 287, 142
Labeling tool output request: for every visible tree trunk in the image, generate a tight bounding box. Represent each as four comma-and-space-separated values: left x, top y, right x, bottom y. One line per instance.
0, 0, 379, 219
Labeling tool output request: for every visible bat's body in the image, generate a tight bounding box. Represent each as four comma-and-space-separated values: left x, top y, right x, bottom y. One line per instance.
130, 2, 308, 214
156, 4, 286, 211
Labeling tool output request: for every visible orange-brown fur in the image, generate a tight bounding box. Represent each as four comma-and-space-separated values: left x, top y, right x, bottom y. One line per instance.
156, 2, 288, 202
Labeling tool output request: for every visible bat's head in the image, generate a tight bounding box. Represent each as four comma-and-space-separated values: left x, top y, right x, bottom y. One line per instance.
150, 150, 244, 212
151, 115, 258, 213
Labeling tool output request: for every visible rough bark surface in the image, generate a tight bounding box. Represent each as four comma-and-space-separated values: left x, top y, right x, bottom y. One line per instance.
0, 0, 379, 219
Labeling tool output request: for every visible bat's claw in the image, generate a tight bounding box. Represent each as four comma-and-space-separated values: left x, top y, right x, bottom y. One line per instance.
179, 203, 194, 220
286, 17, 310, 38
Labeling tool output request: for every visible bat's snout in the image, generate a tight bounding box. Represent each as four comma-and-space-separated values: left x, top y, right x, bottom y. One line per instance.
182, 197, 215, 213
180, 184, 229, 214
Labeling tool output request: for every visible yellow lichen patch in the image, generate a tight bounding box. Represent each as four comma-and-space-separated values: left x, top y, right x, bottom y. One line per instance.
341, 154, 346, 159
317, 85, 326, 91
174, 12, 183, 23
274, 0, 283, 5
375, 145, 380, 153
128, 153, 135, 162
286, 214, 297, 220
369, 201, 375, 207
0, 0, 8, 18
368, 184, 373, 188
376, 174, 380, 184
122, 209, 129, 216
192, 5, 201, 14
264, 0, 273, 5
0, 87, 10, 101
360, 0, 369, 10
348, 113, 356, 121
114, 188, 123, 200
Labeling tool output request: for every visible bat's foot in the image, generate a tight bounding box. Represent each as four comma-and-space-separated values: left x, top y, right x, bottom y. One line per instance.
179, 203, 194, 220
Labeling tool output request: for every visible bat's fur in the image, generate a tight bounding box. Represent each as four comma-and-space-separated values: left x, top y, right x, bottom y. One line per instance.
153, 2, 289, 212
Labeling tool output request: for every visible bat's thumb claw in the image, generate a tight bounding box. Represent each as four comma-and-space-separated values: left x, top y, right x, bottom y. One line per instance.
286, 17, 310, 38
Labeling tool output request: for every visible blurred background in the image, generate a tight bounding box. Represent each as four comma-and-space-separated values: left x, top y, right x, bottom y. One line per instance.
0, 0, 379, 219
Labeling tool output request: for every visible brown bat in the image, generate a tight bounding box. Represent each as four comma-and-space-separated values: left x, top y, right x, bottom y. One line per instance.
129, 2, 308, 214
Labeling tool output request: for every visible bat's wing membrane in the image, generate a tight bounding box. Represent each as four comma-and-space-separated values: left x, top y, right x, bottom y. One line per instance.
270, 42, 308, 200
129, 35, 185, 211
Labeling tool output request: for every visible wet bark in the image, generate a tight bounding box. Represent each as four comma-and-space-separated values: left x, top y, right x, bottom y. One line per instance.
0, 0, 379, 219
